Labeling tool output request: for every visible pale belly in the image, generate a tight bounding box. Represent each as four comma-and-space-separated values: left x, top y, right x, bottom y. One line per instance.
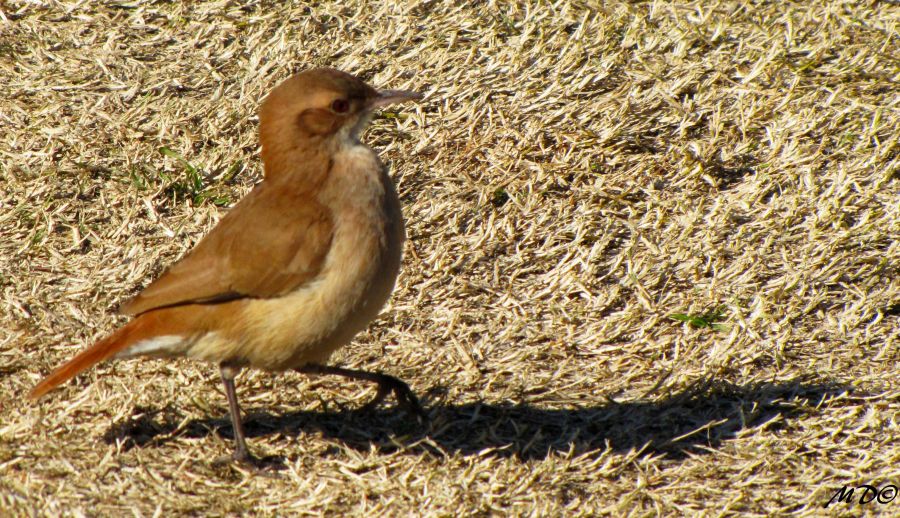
181, 144, 404, 371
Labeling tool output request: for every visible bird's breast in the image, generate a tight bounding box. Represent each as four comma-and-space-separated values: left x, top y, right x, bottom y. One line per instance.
205, 142, 404, 370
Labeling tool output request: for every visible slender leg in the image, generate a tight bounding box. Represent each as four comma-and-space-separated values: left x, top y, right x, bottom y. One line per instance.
220, 364, 252, 462
296, 364, 428, 422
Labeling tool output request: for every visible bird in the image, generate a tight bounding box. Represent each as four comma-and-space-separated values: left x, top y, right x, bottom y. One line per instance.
29, 67, 425, 463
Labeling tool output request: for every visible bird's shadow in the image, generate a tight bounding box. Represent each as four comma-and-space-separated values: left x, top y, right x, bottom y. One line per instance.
103, 376, 851, 465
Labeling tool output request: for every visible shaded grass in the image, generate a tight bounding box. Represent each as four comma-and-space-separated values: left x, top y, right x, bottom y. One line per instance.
103, 376, 850, 463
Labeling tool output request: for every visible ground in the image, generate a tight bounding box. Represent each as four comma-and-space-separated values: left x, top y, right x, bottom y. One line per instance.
0, 1, 898, 516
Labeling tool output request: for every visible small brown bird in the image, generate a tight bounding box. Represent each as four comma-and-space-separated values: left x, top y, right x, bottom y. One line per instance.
30, 68, 425, 462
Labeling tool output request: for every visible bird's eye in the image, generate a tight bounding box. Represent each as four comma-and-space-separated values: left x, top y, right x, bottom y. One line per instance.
331, 99, 350, 113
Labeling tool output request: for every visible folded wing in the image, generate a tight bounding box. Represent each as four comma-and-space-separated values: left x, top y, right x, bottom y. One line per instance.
120, 181, 333, 315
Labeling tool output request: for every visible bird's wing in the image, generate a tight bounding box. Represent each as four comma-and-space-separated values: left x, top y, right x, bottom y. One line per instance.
119, 181, 333, 315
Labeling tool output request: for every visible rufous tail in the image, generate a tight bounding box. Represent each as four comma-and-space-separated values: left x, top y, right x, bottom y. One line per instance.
30, 318, 148, 400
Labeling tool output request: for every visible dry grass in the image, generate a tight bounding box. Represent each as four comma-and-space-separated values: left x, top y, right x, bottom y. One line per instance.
1, 0, 898, 516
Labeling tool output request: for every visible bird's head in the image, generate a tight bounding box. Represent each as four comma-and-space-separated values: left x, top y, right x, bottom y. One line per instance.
259, 68, 420, 175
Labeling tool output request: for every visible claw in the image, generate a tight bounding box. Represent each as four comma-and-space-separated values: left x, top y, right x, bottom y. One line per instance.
297, 364, 428, 423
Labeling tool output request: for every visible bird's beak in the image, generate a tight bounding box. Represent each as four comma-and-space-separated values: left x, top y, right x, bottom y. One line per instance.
368, 89, 423, 109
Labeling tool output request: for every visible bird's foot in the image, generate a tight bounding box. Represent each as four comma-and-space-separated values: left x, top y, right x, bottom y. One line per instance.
212, 449, 286, 477
296, 364, 429, 424
361, 373, 429, 424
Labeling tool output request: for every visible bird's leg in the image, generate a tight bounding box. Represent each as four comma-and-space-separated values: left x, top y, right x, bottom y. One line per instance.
296, 364, 427, 422
220, 363, 253, 462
